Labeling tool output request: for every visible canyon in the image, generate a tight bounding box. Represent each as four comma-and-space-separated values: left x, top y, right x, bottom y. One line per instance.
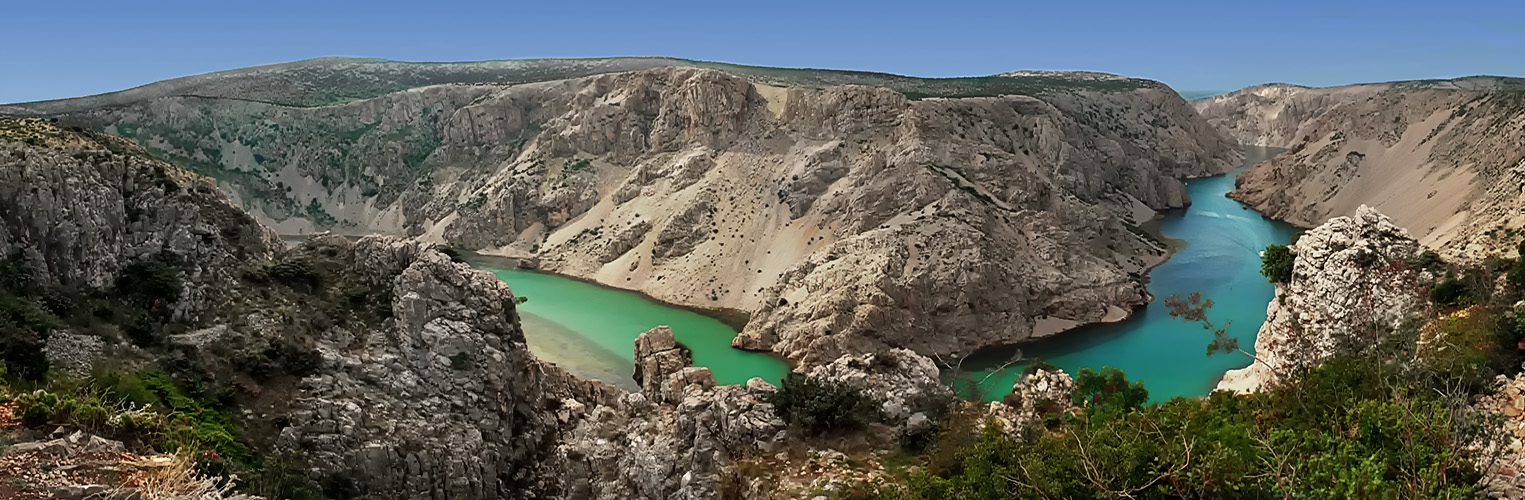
6, 59, 1525, 498
2, 58, 1242, 367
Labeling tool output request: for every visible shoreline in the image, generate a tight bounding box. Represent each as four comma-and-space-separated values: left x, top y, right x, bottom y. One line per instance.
957, 145, 1291, 383
460, 251, 758, 333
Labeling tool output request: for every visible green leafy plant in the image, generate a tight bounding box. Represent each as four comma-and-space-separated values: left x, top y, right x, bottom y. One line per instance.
767, 374, 881, 435
1260, 243, 1293, 283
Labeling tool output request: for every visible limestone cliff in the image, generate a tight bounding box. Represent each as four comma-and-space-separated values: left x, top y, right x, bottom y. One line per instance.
1194, 77, 1525, 257
557, 326, 954, 499
6, 61, 1242, 366
0, 118, 610, 499
1217, 206, 1426, 393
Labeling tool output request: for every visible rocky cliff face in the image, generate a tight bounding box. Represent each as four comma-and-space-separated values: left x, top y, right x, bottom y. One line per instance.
1217, 206, 1425, 393
557, 326, 955, 499
0, 119, 618, 499
0, 119, 280, 324
9, 62, 1242, 366
1194, 77, 1525, 257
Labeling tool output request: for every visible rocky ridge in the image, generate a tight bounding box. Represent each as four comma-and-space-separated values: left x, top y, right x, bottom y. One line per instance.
0, 119, 612, 499
1217, 205, 1425, 393
1194, 77, 1525, 257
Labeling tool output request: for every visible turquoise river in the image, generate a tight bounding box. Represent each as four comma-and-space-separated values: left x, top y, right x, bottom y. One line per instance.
472, 147, 1295, 400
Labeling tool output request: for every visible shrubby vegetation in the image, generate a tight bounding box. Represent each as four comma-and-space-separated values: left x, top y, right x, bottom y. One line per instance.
0, 241, 391, 499
845, 239, 1525, 500
1260, 243, 1294, 283
768, 374, 881, 435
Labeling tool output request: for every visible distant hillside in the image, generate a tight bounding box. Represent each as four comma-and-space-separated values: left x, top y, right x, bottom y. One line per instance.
0, 56, 1167, 112
1194, 75, 1525, 256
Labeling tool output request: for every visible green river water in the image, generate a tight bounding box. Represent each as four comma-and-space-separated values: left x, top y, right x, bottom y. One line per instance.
469, 263, 790, 391
472, 147, 1294, 399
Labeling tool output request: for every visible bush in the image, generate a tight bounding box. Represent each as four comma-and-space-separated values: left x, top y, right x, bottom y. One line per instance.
267, 258, 323, 290
902, 358, 1481, 499
1430, 278, 1472, 308
1415, 250, 1444, 272
1072, 366, 1148, 414
768, 374, 881, 435
0, 296, 56, 381
117, 253, 184, 309
1019, 358, 1059, 377
1260, 244, 1294, 283
20, 398, 53, 427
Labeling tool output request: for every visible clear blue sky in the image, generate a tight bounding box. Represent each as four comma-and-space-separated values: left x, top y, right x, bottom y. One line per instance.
3, 0, 1520, 103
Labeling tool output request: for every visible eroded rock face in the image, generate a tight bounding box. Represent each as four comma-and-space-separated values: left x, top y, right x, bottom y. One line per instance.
984, 368, 1078, 435
0, 122, 610, 499
557, 326, 786, 499
28, 66, 1241, 367
279, 236, 572, 499
0, 125, 278, 324
1217, 206, 1425, 393
804, 349, 954, 425
1196, 78, 1525, 257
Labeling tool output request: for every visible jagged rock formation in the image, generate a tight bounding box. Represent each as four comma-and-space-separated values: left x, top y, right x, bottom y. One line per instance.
1476, 359, 1525, 499
555, 327, 961, 499
557, 326, 786, 499
4, 60, 1242, 367
0, 119, 280, 324
983, 368, 1078, 434
1217, 206, 1425, 393
1194, 77, 1525, 256
0, 119, 618, 499
276, 235, 581, 498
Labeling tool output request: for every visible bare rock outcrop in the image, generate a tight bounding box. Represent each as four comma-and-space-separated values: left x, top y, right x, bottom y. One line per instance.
0, 119, 279, 323
557, 326, 786, 499
0, 120, 609, 499
278, 236, 570, 499
1217, 206, 1425, 393
981, 368, 1078, 435
804, 349, 954, 425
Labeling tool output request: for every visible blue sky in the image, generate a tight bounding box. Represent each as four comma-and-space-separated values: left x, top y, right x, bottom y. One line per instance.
2, 0, 1520, 103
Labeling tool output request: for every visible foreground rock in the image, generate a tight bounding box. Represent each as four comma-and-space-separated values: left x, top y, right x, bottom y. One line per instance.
1217, 206, 1425, 393
556, 327, 959, 498
14, 63, 1242, 366
0, 120, 608, 498
1195, 77, 1525, 257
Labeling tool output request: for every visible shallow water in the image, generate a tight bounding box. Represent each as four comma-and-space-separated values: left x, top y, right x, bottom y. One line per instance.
472, 264, 790, 390
957, 147, 1297, 401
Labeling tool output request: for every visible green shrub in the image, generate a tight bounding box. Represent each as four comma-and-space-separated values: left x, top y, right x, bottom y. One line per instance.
1415, 250, 1444, 272
902, 358, 1481, 500
267, 258, 323, 290
767, 374, 880, 435
1019, 359, 1059, 377
1072, 366, 1148, 414
1260, 244, 1294, 283
20, 399, 53, 427
116, 253, 184, 309
1430, 278, 1472, 307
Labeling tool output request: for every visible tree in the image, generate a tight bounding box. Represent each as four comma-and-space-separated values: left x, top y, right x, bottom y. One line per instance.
1260, 244, 1293, 283
1072, 367, 1147, 413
